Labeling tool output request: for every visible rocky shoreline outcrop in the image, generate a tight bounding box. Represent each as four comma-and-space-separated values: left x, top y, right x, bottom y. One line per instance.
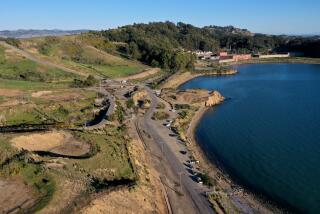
205, 91, 225, 107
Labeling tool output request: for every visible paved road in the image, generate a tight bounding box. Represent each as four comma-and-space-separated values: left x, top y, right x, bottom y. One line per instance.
0, 41, 88, 77
142, 86, 214, 214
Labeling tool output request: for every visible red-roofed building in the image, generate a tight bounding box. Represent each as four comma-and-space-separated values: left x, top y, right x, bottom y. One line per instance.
219, 52, 228, 57
232, 54, 252, 62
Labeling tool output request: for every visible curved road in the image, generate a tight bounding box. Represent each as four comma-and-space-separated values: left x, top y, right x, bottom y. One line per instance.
142, 86, 214, 214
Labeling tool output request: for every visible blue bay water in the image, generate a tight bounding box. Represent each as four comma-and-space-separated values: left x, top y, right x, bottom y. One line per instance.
180, 64, 320, 213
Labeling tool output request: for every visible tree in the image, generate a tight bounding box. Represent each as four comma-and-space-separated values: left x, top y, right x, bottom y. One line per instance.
128, 42, 140, 59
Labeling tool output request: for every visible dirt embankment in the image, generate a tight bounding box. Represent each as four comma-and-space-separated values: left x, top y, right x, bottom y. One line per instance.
0, 178, 37, 213
161, 71, 199, 89
161, 70, 237, 89
116, 68, 161, 81
162, 89, 224, 107
11, 131, 90, 156
80, 120, 167, 214
132, 89, 151, 109
0, 89, 22, 97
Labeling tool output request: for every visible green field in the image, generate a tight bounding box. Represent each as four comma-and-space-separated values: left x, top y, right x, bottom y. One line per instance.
0, 89, 97, 126
70, 127, 134, 180
21, 35, 148, 78
0, 45, 79, 82
0, 35, 137, 212
0, 122, 135, 212
0, 78, 70, 90
0, 139, 55, 212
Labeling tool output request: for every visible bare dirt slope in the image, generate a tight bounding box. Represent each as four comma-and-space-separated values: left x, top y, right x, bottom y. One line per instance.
0, 179, 36, 213
161, 71, 200, 89
116, 68, 160, 81
81, 120, 167, 214
11, 131, 90, 156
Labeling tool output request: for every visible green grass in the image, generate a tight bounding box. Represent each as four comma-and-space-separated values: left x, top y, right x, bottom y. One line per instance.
0, 139, 19, 164
0, 138, 55, 213
70, 127, 134, 180
91, 64, 145, 78
0, 90, 97, 126
0, 107, 43, 126
23, 37, 147, 78
0, 78, 70, 90
152, 111, 170, 120
0, 45, 79, 82
0, 159, 55, 212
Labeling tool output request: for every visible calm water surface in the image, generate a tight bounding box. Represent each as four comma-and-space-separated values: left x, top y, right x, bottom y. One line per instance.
180, 64, 320, 213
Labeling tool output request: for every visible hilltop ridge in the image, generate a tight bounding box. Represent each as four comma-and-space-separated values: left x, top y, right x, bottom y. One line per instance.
0, 29, 89, 38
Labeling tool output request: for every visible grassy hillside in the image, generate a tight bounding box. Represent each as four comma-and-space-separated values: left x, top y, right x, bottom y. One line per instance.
0, 44, 78, 83
20, 34, 148, 78
0, 34, 138, 213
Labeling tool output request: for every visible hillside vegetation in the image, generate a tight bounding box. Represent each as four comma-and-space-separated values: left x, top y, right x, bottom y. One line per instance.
97, 22, 320, 70
0, 44, 78, 82
20, 34, 147, 78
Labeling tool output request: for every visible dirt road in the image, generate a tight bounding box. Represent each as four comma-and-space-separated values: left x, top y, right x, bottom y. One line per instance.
116, 68, 160, 81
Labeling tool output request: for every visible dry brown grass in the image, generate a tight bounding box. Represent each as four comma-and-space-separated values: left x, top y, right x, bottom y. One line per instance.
80, 123, 167, 214
0, 178, 37, 213
116, 68, 160, 81
0, 88, 22, 97
10, 131, 90, 156
161, 71, 198, 89
31, 90, 52, 98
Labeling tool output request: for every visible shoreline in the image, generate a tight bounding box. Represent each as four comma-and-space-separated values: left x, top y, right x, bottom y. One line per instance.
222, 57, 320, 66
161, 69, 237, 89
164, 60, 319, 212
185, 105, 281, 213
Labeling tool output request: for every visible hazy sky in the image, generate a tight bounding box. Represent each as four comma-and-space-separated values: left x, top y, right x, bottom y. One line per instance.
1, 0, 319, 34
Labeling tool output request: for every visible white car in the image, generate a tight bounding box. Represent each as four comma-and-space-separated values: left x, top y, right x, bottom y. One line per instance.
196, 177, 203, 184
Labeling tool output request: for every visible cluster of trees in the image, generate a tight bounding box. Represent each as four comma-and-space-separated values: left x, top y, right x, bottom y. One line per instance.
96, 22, 294, 70
99, 22, 205, 71
0, 37, 20, 47
96, 22, 320, 71
276, 37, 320, 57
71, 75, 98, 88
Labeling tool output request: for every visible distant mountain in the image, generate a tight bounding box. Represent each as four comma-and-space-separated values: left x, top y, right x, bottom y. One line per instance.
0, 29, 90, 38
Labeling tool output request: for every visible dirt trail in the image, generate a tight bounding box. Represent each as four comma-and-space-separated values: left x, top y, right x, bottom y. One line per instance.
116, 68, 160, 81
0, 88, 22, 97
0, 41, 88, 77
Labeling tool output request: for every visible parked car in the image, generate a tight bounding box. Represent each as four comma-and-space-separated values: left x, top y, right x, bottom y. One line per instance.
180, 150, 187, 155
196, 176, 203, 184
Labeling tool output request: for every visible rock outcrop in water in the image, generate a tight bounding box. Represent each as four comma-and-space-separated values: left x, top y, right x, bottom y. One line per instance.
205, 91, 225, 107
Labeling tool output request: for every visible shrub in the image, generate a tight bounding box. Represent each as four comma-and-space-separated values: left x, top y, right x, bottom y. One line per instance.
179, 110, 188, 119
156, 102, 165, 109
152, 111, 170, 120
174, 104, 190, 110
71, 75, 98, 88
126, 98, 134, 109
199, 173, 215, 187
